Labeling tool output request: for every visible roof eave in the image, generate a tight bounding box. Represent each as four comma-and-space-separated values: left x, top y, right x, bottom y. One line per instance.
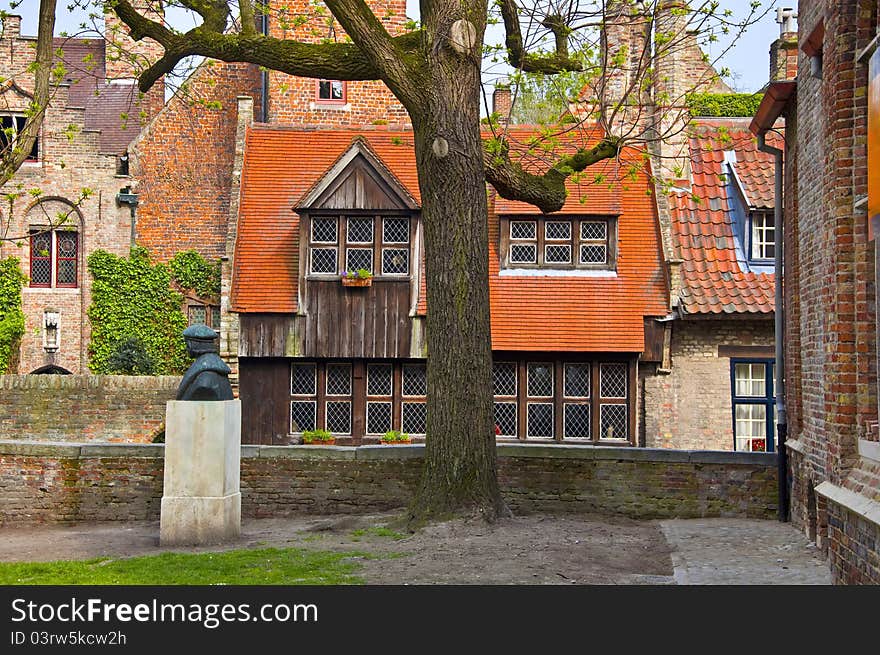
749, 80, 797, 135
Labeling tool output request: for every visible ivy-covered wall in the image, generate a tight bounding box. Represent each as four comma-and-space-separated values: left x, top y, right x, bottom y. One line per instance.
86, 247, 222, 375
686, 93, 764, 118
0, 257, 26, 374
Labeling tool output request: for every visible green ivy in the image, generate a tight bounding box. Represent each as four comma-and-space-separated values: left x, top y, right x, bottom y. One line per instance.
686, 93, 764, 118
169, 250, 221, 300
0, 257, 26, 374
87, 247, 189, 375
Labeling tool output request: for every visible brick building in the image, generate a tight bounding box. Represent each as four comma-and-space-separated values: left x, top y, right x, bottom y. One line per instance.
0, 12, 162, 374
751, 0, 880, 584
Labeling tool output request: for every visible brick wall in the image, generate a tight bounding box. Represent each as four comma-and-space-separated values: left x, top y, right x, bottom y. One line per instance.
0, 441, 777, 524
0, 376, 178, 442
132, 62, 262, 263
784, 0, 880, 585
265, 0, 408, 126
643, 319, 775, 450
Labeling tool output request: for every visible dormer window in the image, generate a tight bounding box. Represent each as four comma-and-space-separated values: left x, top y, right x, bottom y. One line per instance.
1, 114, 38, 162
316, 79, 345, 104
502, 217, 616, 270
750, 211, 775, 261
308, 215, 412, 277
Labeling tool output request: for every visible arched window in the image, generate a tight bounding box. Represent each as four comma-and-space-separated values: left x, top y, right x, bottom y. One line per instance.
26, 199, 82, 289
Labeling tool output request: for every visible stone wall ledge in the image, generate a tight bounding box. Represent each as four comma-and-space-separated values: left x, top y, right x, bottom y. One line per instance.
0, 375, 181, 390
785, 438, 807, 455
816, 481, 880, 528
0, 439, 776, 466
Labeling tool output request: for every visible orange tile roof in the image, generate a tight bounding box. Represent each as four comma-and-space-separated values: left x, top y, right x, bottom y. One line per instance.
233, 124, 669, 352
670, 119, 777, 316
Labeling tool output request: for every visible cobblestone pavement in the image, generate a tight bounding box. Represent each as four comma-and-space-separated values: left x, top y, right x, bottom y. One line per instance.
660, 518, 832, 584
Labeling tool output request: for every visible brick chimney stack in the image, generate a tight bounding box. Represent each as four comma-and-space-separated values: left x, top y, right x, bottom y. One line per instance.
1, 14, 22, 39
104, 1, 165, 119
770, 7, 799, 82
492, 82, 512, 124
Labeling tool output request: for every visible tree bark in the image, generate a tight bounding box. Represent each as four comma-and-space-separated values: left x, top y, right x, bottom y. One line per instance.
405, 1, 508, 525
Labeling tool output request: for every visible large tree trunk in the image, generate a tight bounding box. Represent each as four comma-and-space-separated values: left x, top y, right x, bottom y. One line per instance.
405, 5, 509, 525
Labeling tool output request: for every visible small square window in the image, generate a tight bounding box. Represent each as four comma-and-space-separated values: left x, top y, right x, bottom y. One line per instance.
317, 79, 345, 102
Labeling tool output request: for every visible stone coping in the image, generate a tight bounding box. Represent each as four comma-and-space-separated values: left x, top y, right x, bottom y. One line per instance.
859, 438, 880, 464
816, 481, 880, 528
0, 375, 181, 389
0, 440, 775, 466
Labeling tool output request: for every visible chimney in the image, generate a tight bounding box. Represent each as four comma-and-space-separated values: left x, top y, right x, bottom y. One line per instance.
492, 81, 512, 124
104, 1, 165, 119
1, 14, 21, 39
770, 7, 799, 81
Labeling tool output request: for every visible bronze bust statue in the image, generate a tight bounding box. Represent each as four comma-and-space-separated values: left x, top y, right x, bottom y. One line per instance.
176, 324, 234, 401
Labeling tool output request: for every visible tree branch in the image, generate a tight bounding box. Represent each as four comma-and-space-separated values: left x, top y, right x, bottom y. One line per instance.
112, 0, 425, 94
498, 0, 582, 74
484, 136, 621, 214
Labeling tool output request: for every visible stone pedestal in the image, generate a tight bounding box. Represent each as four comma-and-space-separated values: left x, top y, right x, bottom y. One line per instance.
160, 400, 241, 545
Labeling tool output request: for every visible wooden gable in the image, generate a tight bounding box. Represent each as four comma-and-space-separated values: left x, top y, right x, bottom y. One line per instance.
296, 137, 419, 212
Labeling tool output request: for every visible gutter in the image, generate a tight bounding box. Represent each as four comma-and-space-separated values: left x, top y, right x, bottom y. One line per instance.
751, 78, 795, 523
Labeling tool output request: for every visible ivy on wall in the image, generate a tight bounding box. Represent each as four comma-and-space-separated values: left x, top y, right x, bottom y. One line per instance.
169, 250, 221, 301
0, 257, 26, 374
87, 247, 189, 375
686, 93, 764, 118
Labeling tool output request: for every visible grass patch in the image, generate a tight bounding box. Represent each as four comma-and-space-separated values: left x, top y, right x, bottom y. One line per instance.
0, 548, 372, 585
350, 526, 407, 541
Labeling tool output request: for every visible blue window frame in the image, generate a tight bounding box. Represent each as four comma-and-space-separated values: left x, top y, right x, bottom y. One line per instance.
730, 359, 776, 452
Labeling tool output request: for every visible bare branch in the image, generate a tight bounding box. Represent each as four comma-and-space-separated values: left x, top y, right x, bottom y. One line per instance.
498, 0, 583, 74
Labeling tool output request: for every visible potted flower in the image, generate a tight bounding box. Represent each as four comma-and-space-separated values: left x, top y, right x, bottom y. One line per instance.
380, 429, 411, 445
301, 429, 336, 445
341, 268, 373, 287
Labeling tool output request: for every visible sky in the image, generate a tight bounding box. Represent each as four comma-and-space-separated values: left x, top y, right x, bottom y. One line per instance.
9, 0, 788, 94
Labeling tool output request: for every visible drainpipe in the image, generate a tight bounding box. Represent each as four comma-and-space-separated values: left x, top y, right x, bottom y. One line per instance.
260, 12, 269, 122
757, 130, 788, 522
116, 187, 139, 246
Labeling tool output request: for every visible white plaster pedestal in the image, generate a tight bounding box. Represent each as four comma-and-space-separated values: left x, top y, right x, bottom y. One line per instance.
160, 400, 241, 545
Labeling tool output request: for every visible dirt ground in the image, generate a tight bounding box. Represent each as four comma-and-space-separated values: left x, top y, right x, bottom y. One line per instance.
0, 512, 675, 585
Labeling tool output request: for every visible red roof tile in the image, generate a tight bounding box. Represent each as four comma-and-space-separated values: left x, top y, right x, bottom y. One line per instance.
670, 119, 778, 316
234, 125, 668, 352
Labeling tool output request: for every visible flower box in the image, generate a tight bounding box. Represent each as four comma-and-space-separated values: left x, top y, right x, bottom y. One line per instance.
341, 276, 372, 287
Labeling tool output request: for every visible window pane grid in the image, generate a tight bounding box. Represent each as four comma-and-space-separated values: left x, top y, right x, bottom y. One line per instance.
345, 248, 373, 274
564, 403, 591, 439
382, 248, 409, 275
600, 363, 627, 399
564, 363, 590, 398
367, 401, 392, 435
494, 402, 517, 437
527, 363, 554, 397
493, 362, 517, 397
310, 247, 337, 274
346, 217, 373, 243
545, 244, 572, 263
367, 364, 392, 396
599, 404, 627, 439
510, 243, 537, 264
29, 231, 52, 287
311, 218, 338, 243
325, 363, 352, 396
401, 402, 426, 435
382, 218, 409, 244
510, 221, 536, 240
581, 221, 607, 241
527, 403, 554, 438
545, 221, 571, 241
291, 363, 317, 396
291, 401, 316, 433
55, 232, 77, 287
580, 244, 607, 264
402, 363, 427, 397
326, 401, 351, 434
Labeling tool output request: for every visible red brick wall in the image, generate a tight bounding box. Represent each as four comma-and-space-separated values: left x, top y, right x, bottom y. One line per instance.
265, 0, 409, 126
786, 0, 879, 584
132, 62, 262, 262
0, 442, 777, 524
0, 375, 178, 443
